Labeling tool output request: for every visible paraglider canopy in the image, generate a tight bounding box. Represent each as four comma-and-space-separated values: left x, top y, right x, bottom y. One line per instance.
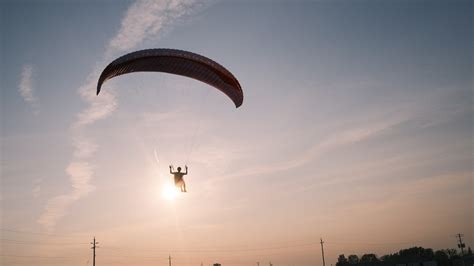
96, 48, 243, 107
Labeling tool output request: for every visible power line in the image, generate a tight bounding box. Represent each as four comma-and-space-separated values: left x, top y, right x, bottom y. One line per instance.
1, 228, 428, 248
1, 228, 60, 236
0, 228, 87, 238
100, 238, 425, 255
2, 233, 444, 265
1, 238, 89, 245
90, 253, 168, 260
325, 240, 423, 246
0, 254, 82, 259
101, 241, 320, 253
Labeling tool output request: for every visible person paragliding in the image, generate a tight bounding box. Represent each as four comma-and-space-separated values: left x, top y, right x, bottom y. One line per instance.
96, 48, 244, 192
169, 165, 188, 192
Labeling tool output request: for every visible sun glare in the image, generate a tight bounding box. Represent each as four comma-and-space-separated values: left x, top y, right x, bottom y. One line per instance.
161, 183, 179, 201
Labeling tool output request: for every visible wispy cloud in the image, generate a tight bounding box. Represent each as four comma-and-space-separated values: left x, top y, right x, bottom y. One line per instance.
334, 170, 472, 219
18, 64, 39, 115
73, 76, 118, 128
37, 159, 95, 230
218, 115, 404, 181
38, 0, 204, 231
108, 0, 201, 55
32, 178, 43, 198
213, 82, 469, 184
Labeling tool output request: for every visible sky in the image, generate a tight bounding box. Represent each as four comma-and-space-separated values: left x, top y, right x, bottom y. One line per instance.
0, 0, 472, 266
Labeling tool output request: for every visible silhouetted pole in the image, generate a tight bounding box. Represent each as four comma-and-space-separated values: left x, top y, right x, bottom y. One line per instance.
320, 238, 326, 266
90, 237, 98, 266
457, 233, 466, 256
169, 255, 172, 266
257, 262, 260, 266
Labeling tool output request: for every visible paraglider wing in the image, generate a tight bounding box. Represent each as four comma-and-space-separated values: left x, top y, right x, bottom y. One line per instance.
97, 49, 243, 107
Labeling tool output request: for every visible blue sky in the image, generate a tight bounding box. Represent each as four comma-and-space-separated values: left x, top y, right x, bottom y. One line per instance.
1, 1, 472, 266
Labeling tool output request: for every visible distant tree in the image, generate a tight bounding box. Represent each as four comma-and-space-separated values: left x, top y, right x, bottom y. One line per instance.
348, 254, 360, 264
434, 250, 449, 260
434, 250, 449, 266
335, 245, 471, 266
398, 247, 434, 261
380, 255, 391, 262
382, 252, 401, 264
424, 248, 435, 260
337, 254, 349, 266
444, 249, 459, 259
360, 254, 379, 264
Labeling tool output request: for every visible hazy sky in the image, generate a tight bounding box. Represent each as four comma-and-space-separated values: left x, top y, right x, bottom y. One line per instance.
1, 0, 472, 266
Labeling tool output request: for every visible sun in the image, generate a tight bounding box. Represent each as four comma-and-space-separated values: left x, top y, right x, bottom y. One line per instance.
161, 183, 179, 201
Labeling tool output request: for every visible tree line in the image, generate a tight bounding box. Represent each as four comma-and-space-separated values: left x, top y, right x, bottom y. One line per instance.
336, 246, 473, 266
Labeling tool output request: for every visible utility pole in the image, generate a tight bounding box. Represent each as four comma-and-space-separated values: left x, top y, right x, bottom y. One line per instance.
457, 233, 466, 256
320, 238, 326, 266
169, 255, 172, 266
90, 237, 98, 266
257, 262, 260, 266
269, 262, 273, 266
